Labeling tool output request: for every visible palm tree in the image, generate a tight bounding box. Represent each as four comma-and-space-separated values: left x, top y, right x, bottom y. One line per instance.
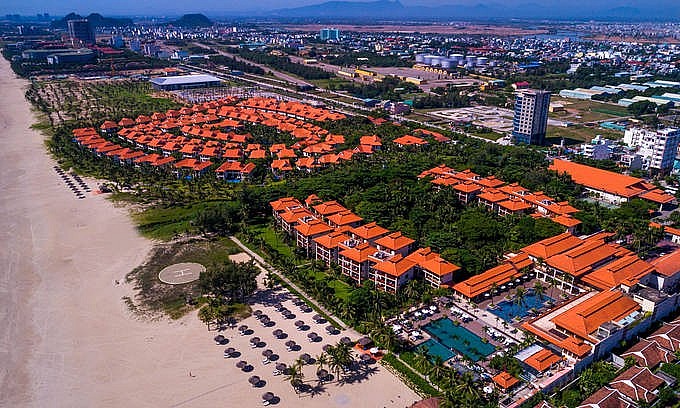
533, 281, 546, 301
427, 355, 448, 384
412, 348, 432, 374
490, 282, 499, 306
283, 358, 306, 396
316, 352, 328, 372
514, 286, 527, 308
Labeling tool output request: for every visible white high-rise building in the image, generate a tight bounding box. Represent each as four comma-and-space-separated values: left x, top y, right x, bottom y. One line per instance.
512, 89, 551, 145
623, 127, 680, 173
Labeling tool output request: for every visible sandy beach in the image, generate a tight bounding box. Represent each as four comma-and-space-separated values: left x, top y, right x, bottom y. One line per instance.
0, 57, 418, 407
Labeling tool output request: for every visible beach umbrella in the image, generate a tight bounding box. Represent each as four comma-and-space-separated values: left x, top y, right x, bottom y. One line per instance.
260, 314, 269, 321
484, 293, 490, 297
274, 303, 283, 310
214, 334, 225, 343
281, 308, 290, 315
262, 349, 274, 358
260, 317, 271, 325
238, 325, 248, 332
276, 363, 287, 371
340, 337, 352, 345
250, 337, 261, 344
262, 392, 275, 402
326, 325, 336, 333
323, 344, 332, 352
272, 329, 283, 337
236, 360, 247, 369
313, 314, 323, 321
295, 320, 304, 327
429, 305, 437, 310
285, 340, 296, 347
317, 369, 328, 379
361, 353, 372, 362
249, 375, 260, 386
224, 347, 235, 356
307, 332, 318, 339
300, 354, 311, 363
254, 310, 263, 317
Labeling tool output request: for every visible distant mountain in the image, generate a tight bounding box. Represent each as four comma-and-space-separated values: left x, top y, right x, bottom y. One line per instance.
170, 13, 213, 27
51, 12, 133, 28
267, 0, 680, 21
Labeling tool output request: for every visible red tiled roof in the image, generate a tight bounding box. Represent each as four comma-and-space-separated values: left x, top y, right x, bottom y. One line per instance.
524, 348, 561, 372
493, 371, 519, 389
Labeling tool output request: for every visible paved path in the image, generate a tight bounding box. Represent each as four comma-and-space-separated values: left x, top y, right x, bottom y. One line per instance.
228, 236, 356, 334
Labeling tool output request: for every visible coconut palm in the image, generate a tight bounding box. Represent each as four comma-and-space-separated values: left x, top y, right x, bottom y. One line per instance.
284, 358, 305, 396
533, 281, 546, 301
412, 348, 432, 374
427, 355, 448, 383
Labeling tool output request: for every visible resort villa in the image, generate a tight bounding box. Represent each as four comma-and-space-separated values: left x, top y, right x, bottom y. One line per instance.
270, 196, 461, 293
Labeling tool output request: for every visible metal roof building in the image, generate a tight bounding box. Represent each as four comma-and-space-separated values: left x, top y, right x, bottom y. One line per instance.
149, 74, 221, 91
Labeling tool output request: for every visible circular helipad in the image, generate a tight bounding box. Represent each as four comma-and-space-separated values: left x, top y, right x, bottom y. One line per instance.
158, 262, 206, 285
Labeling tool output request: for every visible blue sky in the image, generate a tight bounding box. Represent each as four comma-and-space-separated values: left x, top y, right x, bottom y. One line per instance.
1, 0, 674, 17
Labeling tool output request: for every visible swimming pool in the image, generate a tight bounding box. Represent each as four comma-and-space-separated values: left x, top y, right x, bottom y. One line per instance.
488, 291, 554, 322
422, 318, 495, 362
417, 339, 455, 362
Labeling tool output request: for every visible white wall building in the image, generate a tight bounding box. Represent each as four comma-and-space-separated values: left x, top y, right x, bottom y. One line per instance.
623, 127, 680, 173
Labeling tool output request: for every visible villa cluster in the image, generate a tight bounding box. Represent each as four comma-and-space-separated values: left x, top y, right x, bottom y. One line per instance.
270, 195, 460, 294
418, 164, 582, 232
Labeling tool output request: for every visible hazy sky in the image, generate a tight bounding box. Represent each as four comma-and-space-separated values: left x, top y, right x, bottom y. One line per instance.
0, 0, 672, 17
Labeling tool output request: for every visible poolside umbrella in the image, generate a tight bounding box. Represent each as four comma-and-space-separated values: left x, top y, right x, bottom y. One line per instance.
238, 325, 248, 332
236, 360, 247, 369
224, 347, 235, 356
300, 353, 311, 363
262, 349, 274, 358
295, 320, 304, 327
430, 305, 437, 310
317, 369, 328, 380
340, 337, 352, 345
484, 293, 490, 297
515, 279, 521, 283
249, 375, 260, 386
323, 344, 332, 352
285, 340, 296, 348
250, 337, 261, 345
262, 392, 274, 402
272, 329, 283, 337
307, 332, 318, 339
361, 353, 372, 362
214, 334, 225, 343
254, 310, 263, 317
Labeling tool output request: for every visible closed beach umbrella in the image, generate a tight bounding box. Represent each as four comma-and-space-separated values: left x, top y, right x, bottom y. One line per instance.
250, 337, 260, 344
262, 349, 273, 358
249, 375, 260, 385
236, 360, 247, 369
295, 320, 304, 327
262, 392, 274, 401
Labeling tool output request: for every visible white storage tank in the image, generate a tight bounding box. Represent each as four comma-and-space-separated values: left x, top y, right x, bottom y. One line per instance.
415, 53, 425, 63
440, 59, 451, 68
476, 57, 489, 65
430, 56, 442, 66
465, 55, 476, 64
423, 55, 435, 65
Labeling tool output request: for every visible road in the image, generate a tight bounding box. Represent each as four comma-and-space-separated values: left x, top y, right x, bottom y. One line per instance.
193, 42, 313, 88
228, 236, 357, 334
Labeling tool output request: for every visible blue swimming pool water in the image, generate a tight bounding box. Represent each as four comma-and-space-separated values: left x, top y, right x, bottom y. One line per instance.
488, 291, 554, 322
417, 338, 455, 362
422, 318, 495, 362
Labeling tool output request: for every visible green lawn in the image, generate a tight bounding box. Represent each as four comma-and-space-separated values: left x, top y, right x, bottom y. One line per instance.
307, 268, 351, 301
250, 224, 298, 260
547, 125, 623, 144
133, 201, 231, 241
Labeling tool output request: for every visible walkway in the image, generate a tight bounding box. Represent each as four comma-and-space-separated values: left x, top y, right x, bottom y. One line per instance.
228, 236, 356, 334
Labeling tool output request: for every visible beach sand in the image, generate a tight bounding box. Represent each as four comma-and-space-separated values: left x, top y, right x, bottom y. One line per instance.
0, 57, 419, 407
